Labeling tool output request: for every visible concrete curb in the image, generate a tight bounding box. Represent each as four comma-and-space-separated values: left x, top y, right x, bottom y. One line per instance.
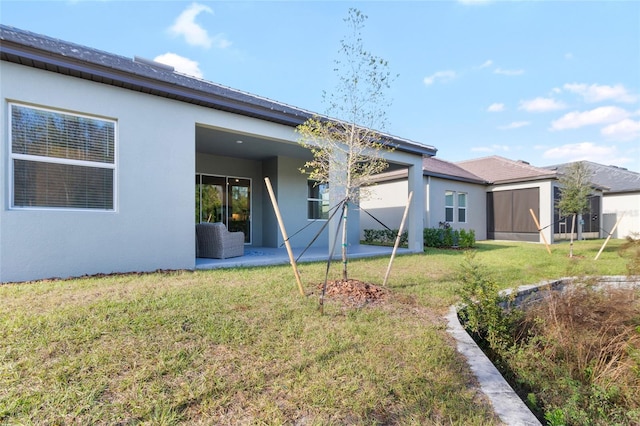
445, 306, 541, 426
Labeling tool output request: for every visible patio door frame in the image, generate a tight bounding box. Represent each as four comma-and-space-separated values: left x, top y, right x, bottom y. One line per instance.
195, 173, 252, 244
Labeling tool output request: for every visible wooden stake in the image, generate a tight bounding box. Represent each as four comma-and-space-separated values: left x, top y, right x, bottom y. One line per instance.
529, 208, 552, 255
264, 177, 305, 296
383, 191, 413, 286
595, 212, 625, 260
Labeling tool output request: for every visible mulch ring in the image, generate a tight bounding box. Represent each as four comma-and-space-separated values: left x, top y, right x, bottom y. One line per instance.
314, 278, 388, 307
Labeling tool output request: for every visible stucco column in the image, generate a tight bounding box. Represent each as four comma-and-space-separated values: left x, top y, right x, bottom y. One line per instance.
328, 152, 347, 257
407, 162, 425, 252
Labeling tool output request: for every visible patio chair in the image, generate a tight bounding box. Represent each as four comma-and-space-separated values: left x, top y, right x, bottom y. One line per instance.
196, 222, 245, 259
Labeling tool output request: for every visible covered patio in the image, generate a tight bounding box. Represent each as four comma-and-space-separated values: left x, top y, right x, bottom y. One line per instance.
196, 244, 411, 270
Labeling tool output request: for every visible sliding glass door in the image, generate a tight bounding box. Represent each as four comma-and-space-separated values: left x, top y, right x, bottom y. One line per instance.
227, 177, 250, 242
195, 174, 251, 244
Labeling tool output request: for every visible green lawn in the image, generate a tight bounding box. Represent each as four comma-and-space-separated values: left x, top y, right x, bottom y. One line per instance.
0, 239, 630, 425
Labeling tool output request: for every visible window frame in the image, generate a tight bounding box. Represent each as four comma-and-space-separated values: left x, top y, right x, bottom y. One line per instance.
8, 103, 117, 212
457, 192, 467, 223
444, 190, 454, 222
445, 190, 468, 224
307, 180, 330, 220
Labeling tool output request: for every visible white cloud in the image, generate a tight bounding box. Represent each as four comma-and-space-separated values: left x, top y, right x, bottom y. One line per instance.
551, 106, 630, 131
154, 53, 203, 78
487, 103, 504, 112
601, 118, 640, 141
564, 53, 574, 60
458, 0, 493, 4
169, 3, 230, 49
498, 121, 531, 130
519, 97, 566, 113
471, 144, 511, 153
494, 68, 524, 76
479, 59, 493, 69
423, 70, 457, 86
563, 83, 638, 104
542, 142, 627, 165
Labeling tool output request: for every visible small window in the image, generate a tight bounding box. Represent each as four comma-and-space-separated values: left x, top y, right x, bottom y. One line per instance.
458, 193, 467, 223
445, 191, 454, 222
308, 181, 329, 220
10, 103, 116, 210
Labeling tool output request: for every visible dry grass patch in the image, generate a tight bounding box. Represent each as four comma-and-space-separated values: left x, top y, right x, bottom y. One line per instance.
506, 283, 640, 425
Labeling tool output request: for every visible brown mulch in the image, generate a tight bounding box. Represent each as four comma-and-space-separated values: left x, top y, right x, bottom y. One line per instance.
315, 278, 388, 307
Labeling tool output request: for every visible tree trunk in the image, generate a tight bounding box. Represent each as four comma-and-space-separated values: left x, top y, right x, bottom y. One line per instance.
569, 214, 576, 258
341, 200, 349, 281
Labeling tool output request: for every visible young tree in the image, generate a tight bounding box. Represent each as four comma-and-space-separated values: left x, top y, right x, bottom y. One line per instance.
557, 162, 593, 257
297, 8, 396, 280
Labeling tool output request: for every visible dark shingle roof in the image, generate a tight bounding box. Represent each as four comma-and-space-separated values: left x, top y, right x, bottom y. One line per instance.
544, 161, 640, 193
0, 24, 436, 156
422, 157, 486, 184
456, 155, 557, 184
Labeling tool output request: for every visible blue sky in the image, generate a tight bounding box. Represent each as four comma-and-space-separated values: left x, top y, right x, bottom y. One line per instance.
2, 0, 639, 172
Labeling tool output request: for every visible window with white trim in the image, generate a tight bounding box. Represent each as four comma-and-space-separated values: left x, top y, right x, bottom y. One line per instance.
445, 190, 468, 223
307, 180, 329, 220
445, 191, 454, 222
10, 103, 116, 210
458, 192, 467, 223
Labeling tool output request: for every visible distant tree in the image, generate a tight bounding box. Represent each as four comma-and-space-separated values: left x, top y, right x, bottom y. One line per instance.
557, 162, 593, 257
297, 8, 396, 280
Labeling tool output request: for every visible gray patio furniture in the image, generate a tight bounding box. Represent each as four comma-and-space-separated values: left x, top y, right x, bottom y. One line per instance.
196, 222, 245, 259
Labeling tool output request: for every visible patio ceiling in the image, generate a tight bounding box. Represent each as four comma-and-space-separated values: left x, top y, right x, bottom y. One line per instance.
195, 125, 408, 172
196, 125, 312, 161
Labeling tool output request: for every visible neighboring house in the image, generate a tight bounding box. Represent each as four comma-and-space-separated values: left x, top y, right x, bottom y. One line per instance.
457, 156, 561, 244
363, 156, 630, 246
544, 161, 640, 240
361, 157, 488, 240
0, 25, 435, 283
362, 156, 564, 244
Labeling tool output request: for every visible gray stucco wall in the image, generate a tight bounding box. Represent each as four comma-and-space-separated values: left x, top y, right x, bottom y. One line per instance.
0, 61, 312, 282
1, 59, 427, 282
1, 62, 195, 282
360, 176, 488, 241
427, 177, 487, 241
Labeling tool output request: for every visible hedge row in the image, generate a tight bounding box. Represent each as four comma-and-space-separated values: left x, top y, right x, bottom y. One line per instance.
363, 227, 476, 249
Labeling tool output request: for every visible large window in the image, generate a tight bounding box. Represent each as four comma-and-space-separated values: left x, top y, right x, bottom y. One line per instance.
444, 190, 467, 223
307, 180, 329, 220
10, 103, 116, 210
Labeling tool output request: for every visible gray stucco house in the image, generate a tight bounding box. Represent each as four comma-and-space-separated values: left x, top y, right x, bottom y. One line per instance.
0, 25, 435, 283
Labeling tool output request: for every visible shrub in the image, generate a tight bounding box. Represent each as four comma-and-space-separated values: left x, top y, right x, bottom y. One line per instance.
456, 252, 518, 353
423, 228, 442, 247
364, 227, 476, 249
423, 227, 475, 249
362, 229, 407, 246
459, 229, 476, 249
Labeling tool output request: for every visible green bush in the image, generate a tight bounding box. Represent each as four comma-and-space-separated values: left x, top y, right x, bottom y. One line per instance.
456, 252, 518, 353
362, 229, 408, 246
364, 227, 476, 249
423, 228, 442, 248
459, 229, 476, 248
422, 227, 476, 248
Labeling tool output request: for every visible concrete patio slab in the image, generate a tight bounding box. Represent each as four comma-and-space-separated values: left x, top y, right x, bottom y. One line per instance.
196, 244, 412, 269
